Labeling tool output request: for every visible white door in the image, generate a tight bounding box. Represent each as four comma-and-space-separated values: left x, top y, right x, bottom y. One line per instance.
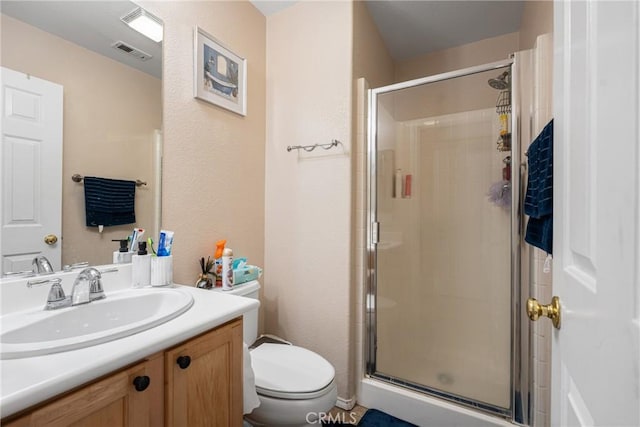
551, 1, 639, 426
0, 67, 63, 274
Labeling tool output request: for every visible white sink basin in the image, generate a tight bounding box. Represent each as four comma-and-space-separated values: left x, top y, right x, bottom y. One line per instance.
0, 287, 194, 359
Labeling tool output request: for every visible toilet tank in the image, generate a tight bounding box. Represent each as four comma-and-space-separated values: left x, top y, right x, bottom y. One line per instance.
212, 280, 260, 345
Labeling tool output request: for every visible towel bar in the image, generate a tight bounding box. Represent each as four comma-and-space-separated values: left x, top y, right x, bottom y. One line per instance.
286, 139, 342, 153
72, 174, 147, 187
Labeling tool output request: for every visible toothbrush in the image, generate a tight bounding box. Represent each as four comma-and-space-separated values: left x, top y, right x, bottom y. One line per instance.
147, 237, 157, 255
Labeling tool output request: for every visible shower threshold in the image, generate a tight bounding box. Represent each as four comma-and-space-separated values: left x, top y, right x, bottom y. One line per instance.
369, 372, 512, 421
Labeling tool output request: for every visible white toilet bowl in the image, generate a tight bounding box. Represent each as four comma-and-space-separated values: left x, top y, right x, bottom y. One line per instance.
245, 343, 337, 427
214, 282, 337, 427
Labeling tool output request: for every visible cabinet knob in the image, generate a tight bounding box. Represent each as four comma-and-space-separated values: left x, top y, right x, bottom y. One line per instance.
177, 355, 191, 369
132, 375, 151, 392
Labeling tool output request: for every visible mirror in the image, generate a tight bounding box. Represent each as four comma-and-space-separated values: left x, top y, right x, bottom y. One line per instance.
1, 1, 162, 270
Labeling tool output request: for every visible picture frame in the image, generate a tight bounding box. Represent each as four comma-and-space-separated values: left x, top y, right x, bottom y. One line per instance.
194, 26, 247, 116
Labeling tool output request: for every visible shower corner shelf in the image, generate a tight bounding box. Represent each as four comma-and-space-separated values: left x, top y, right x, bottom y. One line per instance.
496, 90, 511, 114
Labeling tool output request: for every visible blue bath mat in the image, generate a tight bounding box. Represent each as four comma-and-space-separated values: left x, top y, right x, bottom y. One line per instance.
357, 409, 417, 427
321, 408, 416, 427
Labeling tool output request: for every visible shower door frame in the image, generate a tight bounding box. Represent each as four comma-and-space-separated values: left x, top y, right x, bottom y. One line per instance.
365, 57, 531, 425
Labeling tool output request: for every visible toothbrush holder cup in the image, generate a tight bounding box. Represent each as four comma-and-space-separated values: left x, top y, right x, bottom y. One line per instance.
151, 255, 173, 287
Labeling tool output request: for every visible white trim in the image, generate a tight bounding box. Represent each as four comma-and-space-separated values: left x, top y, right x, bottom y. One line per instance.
359, 378, 511, 427
335, 395, 356, 410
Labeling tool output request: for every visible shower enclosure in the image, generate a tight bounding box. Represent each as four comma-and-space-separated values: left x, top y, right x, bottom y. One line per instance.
365, 58, 529, 424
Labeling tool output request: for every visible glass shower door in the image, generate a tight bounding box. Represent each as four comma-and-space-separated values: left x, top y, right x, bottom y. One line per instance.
369, 65, 514, 415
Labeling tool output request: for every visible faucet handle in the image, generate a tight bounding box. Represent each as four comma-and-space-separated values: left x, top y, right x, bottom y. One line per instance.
47, 279, 65, 301
4, 270, 36, 278
89, 278, 106, 301
63, 261, 89, 272
45, 279, 70, 310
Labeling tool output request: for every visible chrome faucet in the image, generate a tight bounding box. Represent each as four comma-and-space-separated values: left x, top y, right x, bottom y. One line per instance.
32, 256, 54, 275
39, 267, 106, 310
70, 267, 106, 305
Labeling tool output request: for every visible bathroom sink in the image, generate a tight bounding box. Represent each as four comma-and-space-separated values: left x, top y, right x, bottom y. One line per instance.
0, 287, 194, 359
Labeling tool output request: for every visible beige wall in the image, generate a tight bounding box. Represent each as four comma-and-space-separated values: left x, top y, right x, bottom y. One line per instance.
1, 14, 161, 267
352, 0, 394, 89
519, 1, 553, 50
389, 32, 518, 123
395, 32, 519, 82
351, 0, 395, 400
264, 1, 354, 400
141, 1, 266, 286
395, 33, 518, 82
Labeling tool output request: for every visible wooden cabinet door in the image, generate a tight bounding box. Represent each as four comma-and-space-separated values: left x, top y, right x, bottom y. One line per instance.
165, 318, 243, 427
5, 354, 163, 427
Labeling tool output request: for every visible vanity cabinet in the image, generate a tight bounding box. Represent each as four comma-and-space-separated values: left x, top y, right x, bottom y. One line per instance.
3, 318, 242, 427
4, 354, 163, 427
165, 317, 243, 427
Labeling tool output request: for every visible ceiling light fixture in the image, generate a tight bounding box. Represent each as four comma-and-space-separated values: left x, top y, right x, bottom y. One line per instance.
121, 7, 163, 43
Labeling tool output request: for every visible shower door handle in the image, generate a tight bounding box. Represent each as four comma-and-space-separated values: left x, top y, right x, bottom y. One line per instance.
526, 296, 561, 330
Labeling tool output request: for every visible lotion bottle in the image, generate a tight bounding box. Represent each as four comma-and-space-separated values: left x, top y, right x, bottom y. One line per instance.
132, 241, 151, 288
222, 247, 234, 290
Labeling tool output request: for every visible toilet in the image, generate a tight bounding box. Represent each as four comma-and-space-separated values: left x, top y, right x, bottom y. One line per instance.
218, 281, 337, 427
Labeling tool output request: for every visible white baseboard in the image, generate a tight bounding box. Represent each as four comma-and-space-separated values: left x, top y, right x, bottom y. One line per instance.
336, 395, 356, 410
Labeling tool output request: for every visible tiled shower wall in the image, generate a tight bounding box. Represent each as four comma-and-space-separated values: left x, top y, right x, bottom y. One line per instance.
529, 33, 554, 427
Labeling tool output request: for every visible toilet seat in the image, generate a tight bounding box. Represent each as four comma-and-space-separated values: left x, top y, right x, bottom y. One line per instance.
250, 343, 335, 400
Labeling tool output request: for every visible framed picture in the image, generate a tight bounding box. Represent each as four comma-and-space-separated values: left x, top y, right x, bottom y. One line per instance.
194, 26, 247, 116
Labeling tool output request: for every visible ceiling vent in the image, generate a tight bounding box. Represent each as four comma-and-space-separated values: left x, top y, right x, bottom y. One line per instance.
111, 41, 152, 61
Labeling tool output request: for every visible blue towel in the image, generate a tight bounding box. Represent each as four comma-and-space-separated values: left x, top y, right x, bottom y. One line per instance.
84, 176, 136, 227
524, 119, 553, 254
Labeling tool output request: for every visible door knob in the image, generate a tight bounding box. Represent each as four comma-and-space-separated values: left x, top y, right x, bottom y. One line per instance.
44, 234, 58, 245
526, 296, 561, 329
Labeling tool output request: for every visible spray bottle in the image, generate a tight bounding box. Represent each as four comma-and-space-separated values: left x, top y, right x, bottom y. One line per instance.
222, 247, 234, 291
214, 239, 227, 287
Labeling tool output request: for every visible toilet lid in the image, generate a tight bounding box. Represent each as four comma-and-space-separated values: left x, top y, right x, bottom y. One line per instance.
250, 344, 335, 397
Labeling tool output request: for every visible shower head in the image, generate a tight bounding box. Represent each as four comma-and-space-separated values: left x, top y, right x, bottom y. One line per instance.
488, 71, 510, 90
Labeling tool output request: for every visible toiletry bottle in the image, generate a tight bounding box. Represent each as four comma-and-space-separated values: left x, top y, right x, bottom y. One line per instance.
214, 239, 227, 287
395, 169, 402, 198
112, 239, 132, 264
132, 241, 151, 288
222, 247, 234, 290
404, 174, 412, 198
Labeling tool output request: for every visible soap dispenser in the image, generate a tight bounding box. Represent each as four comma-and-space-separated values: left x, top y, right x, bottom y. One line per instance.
132, 241, 151, 288
112, 239, 132, 264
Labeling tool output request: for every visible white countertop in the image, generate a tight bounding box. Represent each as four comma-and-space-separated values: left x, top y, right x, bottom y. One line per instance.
0, 266, 259, 418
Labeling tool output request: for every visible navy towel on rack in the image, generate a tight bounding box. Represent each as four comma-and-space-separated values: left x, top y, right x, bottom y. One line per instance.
83, 176, 136, 227
524, 119, 553, 254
